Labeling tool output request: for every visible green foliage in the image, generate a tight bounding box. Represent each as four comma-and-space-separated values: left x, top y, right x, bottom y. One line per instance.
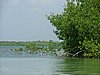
83, 38, 100, 58
47, 0, 100, 58
25, 43, 37, 53
24, 41, 61, 53
0, 41, 26, 46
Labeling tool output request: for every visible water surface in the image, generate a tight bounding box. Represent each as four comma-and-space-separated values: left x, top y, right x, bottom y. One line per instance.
0, 57, 100, 75
0, 46, 100, 75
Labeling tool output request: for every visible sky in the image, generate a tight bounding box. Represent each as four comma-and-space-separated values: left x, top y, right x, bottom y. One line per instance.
0, 0, 66, 41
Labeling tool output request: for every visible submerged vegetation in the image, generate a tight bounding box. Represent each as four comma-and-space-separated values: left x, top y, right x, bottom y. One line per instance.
47, 0, 100, 58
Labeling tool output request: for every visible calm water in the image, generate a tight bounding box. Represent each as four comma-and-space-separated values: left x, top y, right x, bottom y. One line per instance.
0, 46, 26, 57
0, 57, 100, 75
0, 46, 100, 75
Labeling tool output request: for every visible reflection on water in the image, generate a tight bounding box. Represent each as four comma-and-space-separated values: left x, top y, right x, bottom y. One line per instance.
56, 58, 100, 75
0, 46, 100, 75
0, 58, 57, 75
0, 57, 100, 75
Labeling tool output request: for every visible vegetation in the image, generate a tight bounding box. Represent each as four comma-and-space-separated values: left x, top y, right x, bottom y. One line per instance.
25, 42, 37, 53
24, 40, 61, 54
47, 0, 100, 58
0, 41, 26, 46
0, 41, 61, 54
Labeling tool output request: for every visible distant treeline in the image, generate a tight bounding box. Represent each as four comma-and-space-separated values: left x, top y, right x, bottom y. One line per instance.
0, 40, 60, 47
0, 41, 27, 46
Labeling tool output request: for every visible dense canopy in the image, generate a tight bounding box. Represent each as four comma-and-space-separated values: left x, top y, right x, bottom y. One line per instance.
48, 0, 100, 58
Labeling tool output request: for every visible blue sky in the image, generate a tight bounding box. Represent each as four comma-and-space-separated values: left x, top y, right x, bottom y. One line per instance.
0, 0, 66, 41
